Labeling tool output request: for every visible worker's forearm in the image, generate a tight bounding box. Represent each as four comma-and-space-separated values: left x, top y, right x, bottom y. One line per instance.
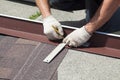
36, 0, 51, 18
85, 0, 120, 34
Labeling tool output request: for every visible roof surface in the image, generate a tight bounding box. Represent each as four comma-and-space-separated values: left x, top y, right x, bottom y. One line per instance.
0, 36, 67, 80
0, 0, 120, 80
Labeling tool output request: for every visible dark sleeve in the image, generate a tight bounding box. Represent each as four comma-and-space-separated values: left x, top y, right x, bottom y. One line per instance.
85, 0, 103, 18
49, 0, 85, 11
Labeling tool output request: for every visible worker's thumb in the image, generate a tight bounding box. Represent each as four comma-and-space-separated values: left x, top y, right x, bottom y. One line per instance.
58, 25, 64, 36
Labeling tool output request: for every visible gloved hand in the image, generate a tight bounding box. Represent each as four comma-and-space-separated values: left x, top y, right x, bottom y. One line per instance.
43, 15, 64, 40
63, 26, 91, 47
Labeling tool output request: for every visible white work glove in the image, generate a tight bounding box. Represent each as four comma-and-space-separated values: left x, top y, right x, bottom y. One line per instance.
63, 26, 91, 47
43, 15, 64, 40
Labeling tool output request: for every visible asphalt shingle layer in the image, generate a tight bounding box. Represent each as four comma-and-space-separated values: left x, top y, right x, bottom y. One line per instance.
0, 0, 120, 80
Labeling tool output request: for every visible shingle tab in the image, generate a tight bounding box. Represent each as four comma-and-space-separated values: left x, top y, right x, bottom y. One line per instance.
0, 37, 37, 79
0, 36, 68, 80
15, 43, 68, 80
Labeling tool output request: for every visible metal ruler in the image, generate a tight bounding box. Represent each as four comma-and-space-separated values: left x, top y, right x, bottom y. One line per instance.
43, 42, 90, 63
43, 43, 66, 63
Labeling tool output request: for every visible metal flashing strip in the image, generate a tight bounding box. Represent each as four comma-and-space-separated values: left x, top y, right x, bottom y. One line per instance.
0, 14, 120, 58
1, 14, 120, 38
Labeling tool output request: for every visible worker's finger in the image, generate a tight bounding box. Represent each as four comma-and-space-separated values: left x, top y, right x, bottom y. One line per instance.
58, 25, 64, 36
69, 40, 78, 47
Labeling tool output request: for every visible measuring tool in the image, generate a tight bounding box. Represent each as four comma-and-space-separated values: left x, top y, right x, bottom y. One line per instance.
43, 43, 66, 63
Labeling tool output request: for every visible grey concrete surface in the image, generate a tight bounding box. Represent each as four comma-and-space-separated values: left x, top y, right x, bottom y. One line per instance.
36, 9, 86, 27
0, 0, 120, 80
0, 0, 86, 27
0, 0, 39, 18
58, 50, 120, 80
